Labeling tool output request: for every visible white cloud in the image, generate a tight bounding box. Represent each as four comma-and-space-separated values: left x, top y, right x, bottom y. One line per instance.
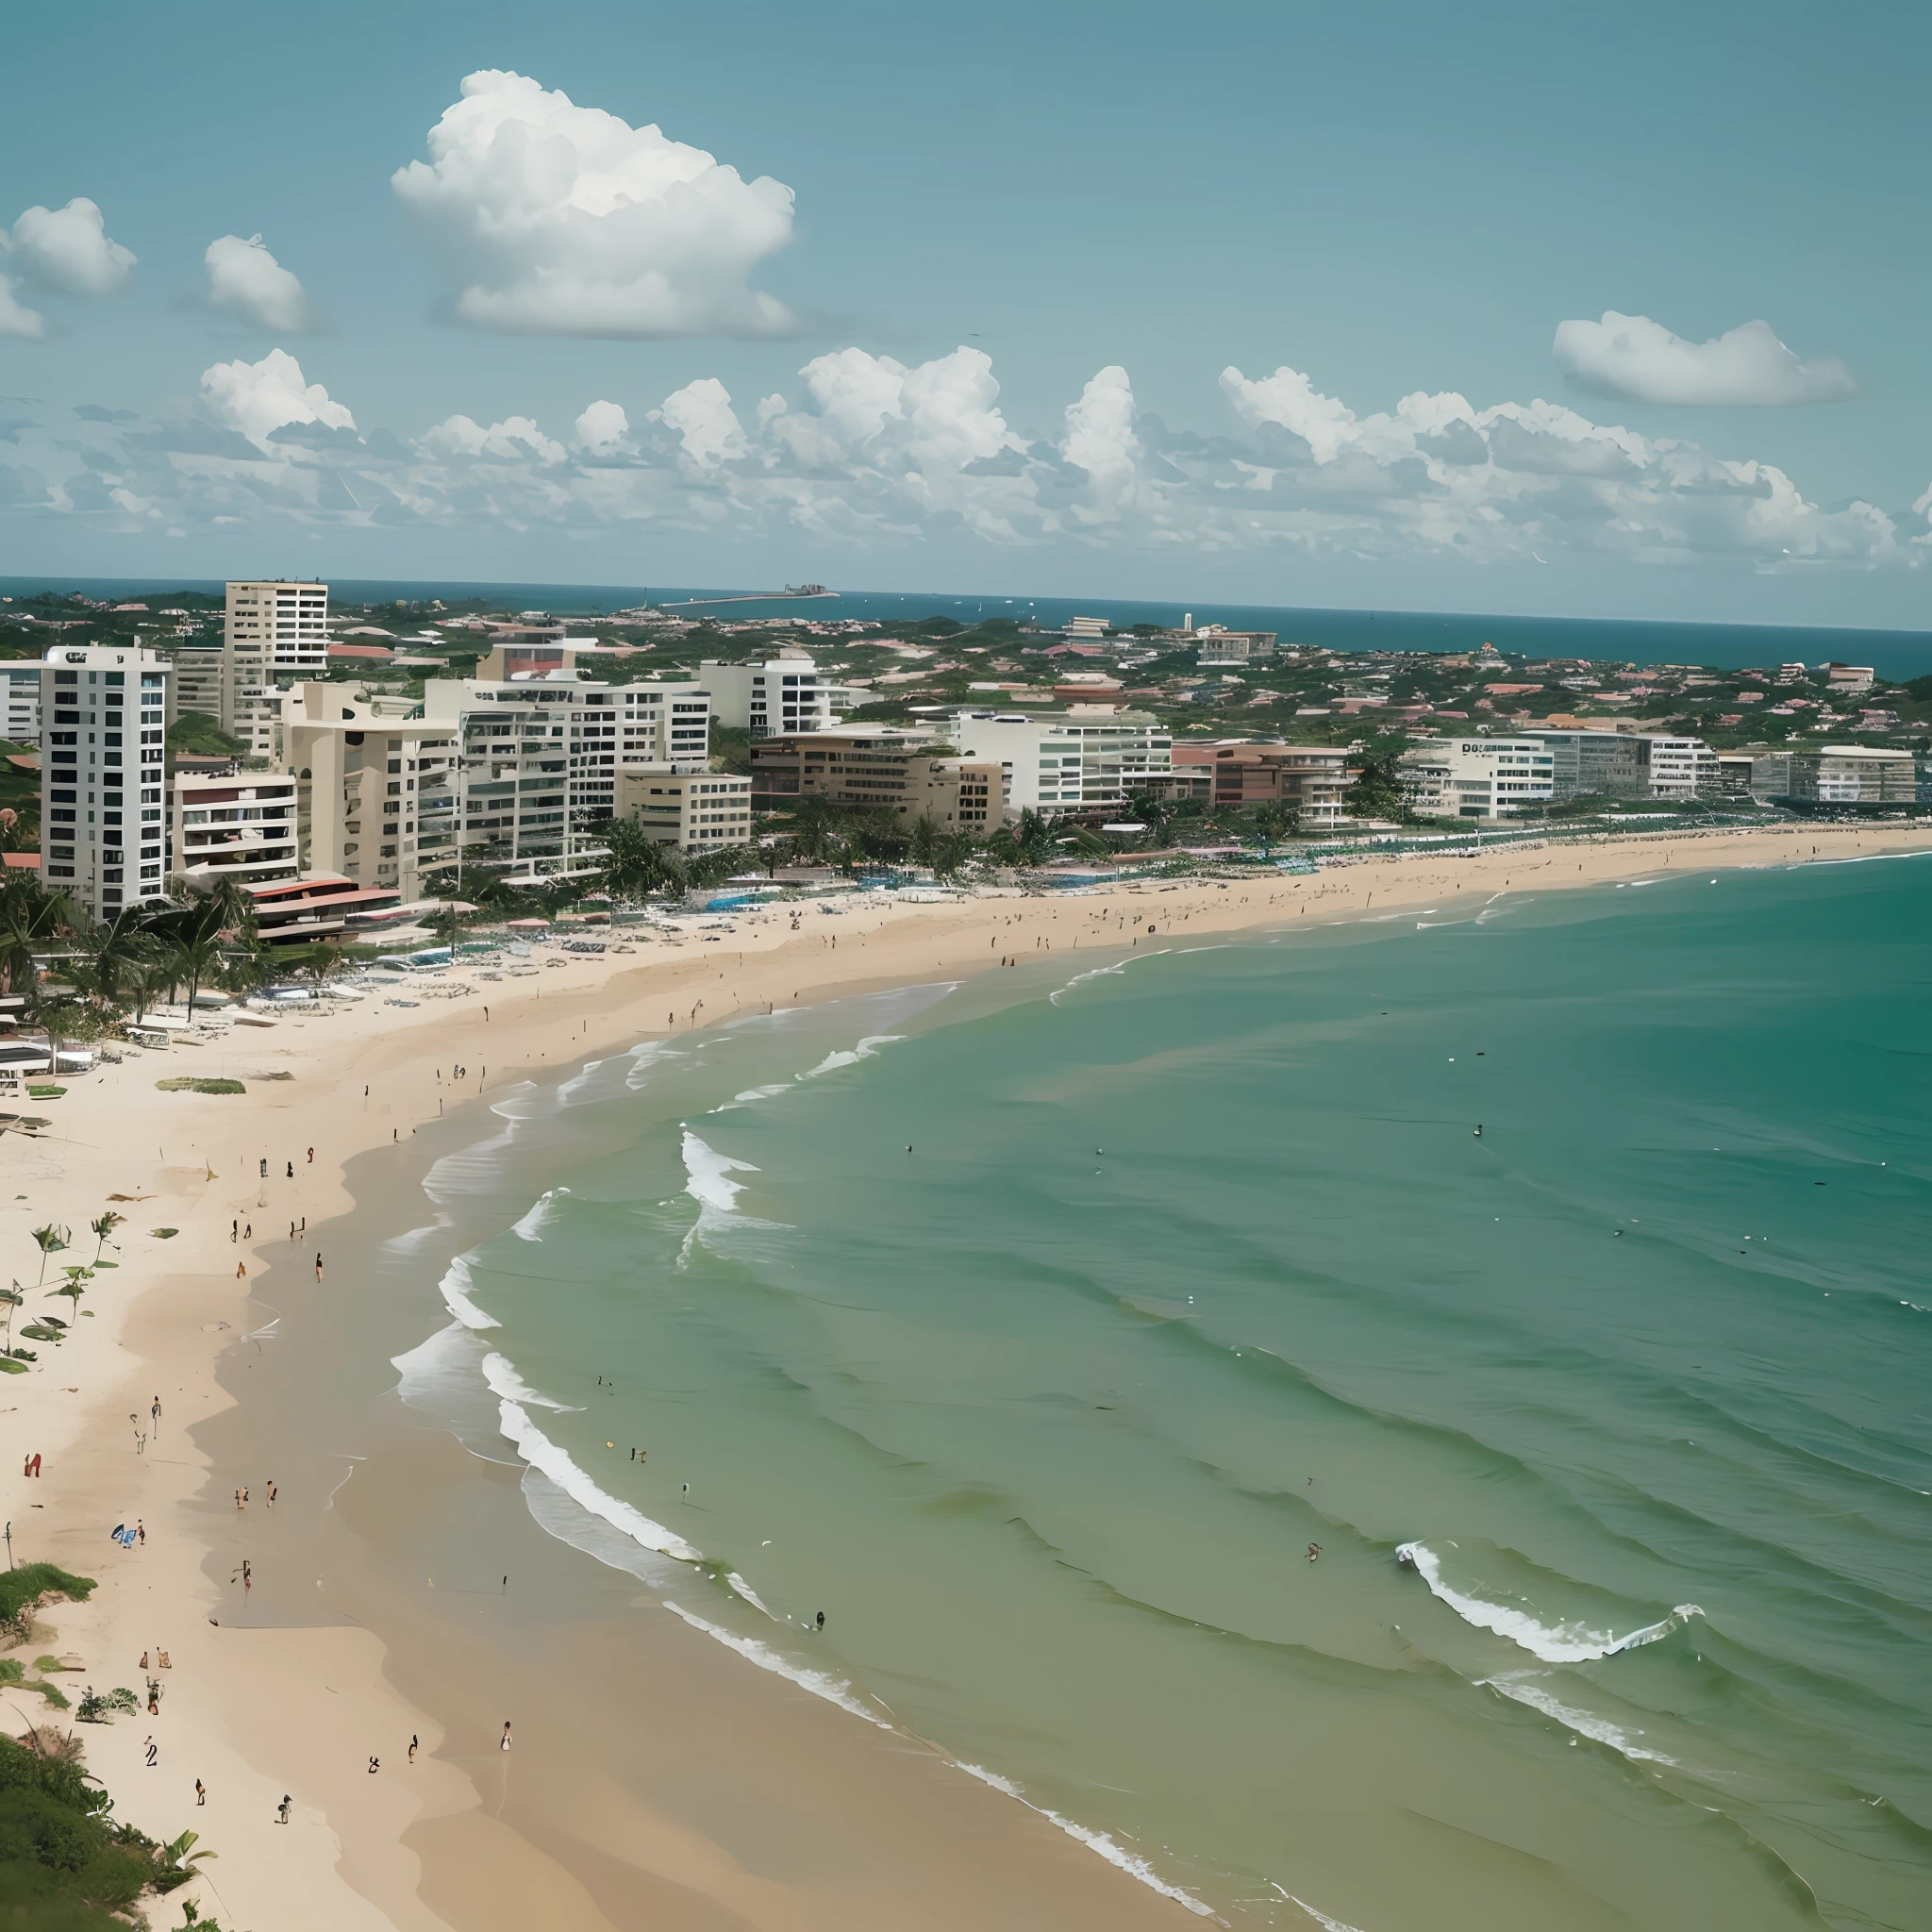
574, 399, 631, 455
0, 275, 46, 341
1553, 311, 1856, 407
12, 343, 1905, 584
419, 414, 566, 464
200, 348, 355, 451
205, 234, 318, 331
1061, 365, 1141, 522
6, 197, 136, 297
391, 68, 797, 339
656, 379, 748, 468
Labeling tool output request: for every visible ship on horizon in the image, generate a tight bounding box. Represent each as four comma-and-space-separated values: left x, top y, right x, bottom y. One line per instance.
658, 583, 838, 610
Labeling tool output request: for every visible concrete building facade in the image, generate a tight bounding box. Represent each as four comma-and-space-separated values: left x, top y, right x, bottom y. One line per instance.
1400, 737, 1556, 819
0, 662, 42, 743
939, 708, 1171, 817
1751, 745, 1918, 806
614, 770, 755, 853
1191, 627, 1277, 666
167, 771, 300, 891
39, 642, 172, 917
749, 727, 1005, 829
1170, 742, 1349, 827
223, 580, 331, 749
699, 655, 836, 738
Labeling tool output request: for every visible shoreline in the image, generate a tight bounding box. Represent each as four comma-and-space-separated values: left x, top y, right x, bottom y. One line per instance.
4, 816, 1926, 1930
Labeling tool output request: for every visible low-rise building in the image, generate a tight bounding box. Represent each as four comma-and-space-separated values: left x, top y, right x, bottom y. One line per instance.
614, 769, 755, 853
939, 708, 1171, 817
167, 772, 300, 891
749, 727, 1005, 829
1521, 729, 1719, 800
1170, 742, 1349, 826
1751, 745, 1917, 806
1192, 626, 1277, 666
1400, 737, 1555, 819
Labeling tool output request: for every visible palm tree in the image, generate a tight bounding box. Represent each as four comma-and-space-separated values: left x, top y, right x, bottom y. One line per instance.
930, 831, 978, 881
0, 876, 71, 998
594, 818, 685, 900
1249, 800, 1301, 856
29, 1225, 68, 1288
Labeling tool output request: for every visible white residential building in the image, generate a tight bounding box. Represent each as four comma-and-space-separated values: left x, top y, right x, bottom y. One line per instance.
418, 671, 713, 874
0, 662, 41, 742
939, 708, 1172, 817
699, 654, 836, 738
1640, 735, 1721, 800
1400, 737, 1555, 820
39, 642, 172, 917
1192, 626, 1277, 666
224, 579, 332, 748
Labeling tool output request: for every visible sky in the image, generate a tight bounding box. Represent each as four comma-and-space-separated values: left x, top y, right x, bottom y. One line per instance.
1, 0, 1927, 626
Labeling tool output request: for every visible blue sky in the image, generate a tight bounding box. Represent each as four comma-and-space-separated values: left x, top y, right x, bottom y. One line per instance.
1, 0, 1926, 625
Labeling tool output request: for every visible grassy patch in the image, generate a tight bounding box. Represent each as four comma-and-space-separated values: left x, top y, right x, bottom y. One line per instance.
0, 1565, 94, 1642
155, 1077, 244, 1095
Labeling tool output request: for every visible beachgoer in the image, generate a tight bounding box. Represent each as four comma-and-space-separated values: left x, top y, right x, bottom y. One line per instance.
195, 1779, 206, 1806
242, 1560, 252, 1591
315, 1254, 324, 1281
368, 1756, 379, 1774
137, 1520, 144, 1544
242, 1487, 249, 1506
144, 1738, 158, 1767
277, 1794, 291, 1824
815, 1610, 825, 1631
500, 1722, 512, 1752
152, 1397, 161, 1431
266, 1479, 276, 1507
243, 1223, 251, 1240
307, 1147, 314, 1164
408, 1734, 418, 1764
259, 1159, 267, 1178
230, 1220, 238, 1242
1307, 1543, 1321, 1563
148, 1685, 158, 1714
236, 1262, 246, 1280
235, 1490, 243, 1510
286, 1161, 293, 1179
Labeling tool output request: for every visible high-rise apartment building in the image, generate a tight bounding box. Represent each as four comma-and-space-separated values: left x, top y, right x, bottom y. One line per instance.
39, 642, 172, 918
748, 726, 1004, 829
1399, 737, 1556, 819
224, 580, 331, 749
270, 684, 458, 902
419, 670, 713, 874
699, 654, 836, 739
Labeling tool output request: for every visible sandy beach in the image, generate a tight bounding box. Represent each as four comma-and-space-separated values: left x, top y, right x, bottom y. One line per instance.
3, 817, 1924, 1932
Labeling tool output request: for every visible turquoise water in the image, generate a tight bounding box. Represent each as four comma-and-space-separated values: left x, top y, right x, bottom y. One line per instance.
404, 857, 1932, 1930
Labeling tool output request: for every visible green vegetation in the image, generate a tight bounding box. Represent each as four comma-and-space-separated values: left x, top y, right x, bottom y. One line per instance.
0, 1565, 94, 1642
163, 714, 246, 760
0, 1726, 220, 1928
155, 1077, 245, 1095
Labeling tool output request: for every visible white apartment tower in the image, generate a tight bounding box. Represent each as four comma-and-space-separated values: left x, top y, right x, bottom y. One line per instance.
39, 642, 172, 918
939, 708, 1172, 817
699, 654, 837, 738
225, 579, 331, 748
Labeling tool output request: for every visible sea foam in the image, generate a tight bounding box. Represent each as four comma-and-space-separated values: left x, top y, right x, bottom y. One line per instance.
495, 1393, 702, 1564
953, 1762, 1220, 1920
660, 1601, 891, 1727
1397, 1541, 1703, 1662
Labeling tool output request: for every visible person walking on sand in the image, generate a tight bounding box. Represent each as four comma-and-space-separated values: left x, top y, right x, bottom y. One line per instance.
408, 1734, 418, 1764
152, 1396, 160, 1435
315, 1254, 324, 1282
500, 1721, 512, 1753
266, 1479, 275, 1508
236, 1261, 246, 1280
277, 1794, 291, 1824
235, 1489, 243, 1511
195, 1778, 206, 1807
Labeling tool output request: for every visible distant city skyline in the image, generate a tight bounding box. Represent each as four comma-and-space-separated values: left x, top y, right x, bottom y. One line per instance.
3, 1, 1928, 628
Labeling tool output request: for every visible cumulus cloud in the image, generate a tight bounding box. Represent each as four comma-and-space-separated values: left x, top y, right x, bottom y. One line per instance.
0, 275, 45, 341
1553, 311, 1856, 407
200, 348, 355, 451
5, 197, 136, 297
205, 234, 320, 331
418, 414, 565, 464
7, 341, 1907, 578
391, 68, 796, 338
574, 399, 631, 455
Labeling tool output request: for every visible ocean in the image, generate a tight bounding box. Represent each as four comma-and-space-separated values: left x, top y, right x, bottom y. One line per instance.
404, 855, 1928, 1929
7, 575, 1932, 678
